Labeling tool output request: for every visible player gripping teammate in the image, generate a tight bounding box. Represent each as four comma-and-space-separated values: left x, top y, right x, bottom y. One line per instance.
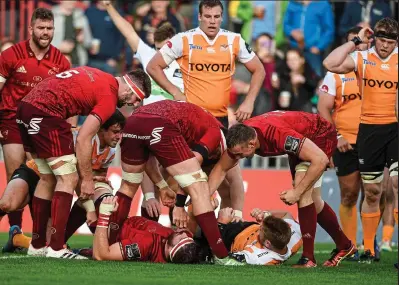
208, 111, 356, 267
323, 17, 398, 263
17, 66, 150, 258
0, 8, 70, 231
146, 0, 265, 126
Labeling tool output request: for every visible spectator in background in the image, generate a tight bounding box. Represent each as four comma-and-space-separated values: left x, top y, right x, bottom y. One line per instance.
251, 1, 276, 39
0, 39, 14, 53
52, 1, 93, 66
85, 1, 125, 75
139, 1, 185, 46
275, 48, 320, 113
338, 0, 392, 40
283, 0, 334, 77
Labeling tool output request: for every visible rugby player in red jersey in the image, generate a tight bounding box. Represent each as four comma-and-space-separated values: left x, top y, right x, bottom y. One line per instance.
16, 66, 151, 258
208, 111, 357, 267
0, 8, 70, 230
93, 196, 201, 263
110, 100, 243, 265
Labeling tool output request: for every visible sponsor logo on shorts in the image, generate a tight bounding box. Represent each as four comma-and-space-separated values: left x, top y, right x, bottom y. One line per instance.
125, 243, 141, 260
188, 63, 231, 72
28, 118, 43, 135
150, 127, 164, 145
189, 44, 202, 50
362, 78, 398, 89
284, 136, 301, 154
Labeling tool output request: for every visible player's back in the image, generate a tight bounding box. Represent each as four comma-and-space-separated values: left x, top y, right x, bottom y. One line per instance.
22, 66, 118, 119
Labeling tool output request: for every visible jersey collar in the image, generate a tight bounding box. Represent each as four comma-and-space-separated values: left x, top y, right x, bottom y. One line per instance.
197, 27, 222, 46
26, 39, 52, 60
368, 46, 398, 63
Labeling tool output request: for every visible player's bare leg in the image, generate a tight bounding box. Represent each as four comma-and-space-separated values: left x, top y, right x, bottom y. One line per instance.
0, 179, 30, 217
381, 175, 394, 252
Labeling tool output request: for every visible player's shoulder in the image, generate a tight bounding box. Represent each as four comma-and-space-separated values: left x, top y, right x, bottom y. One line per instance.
49, 44, 69, 66
2, 40, 28, 61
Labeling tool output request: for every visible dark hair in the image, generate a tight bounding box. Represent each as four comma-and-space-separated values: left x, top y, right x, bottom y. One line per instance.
226, 124, 256, 149
101, 109, 126, 130
286, 47, 304, 59
256, 32, 274, 41
345, 26, 362, 41
261, 216, 291, 250
199, 0, 223, 15
374, 17, 398, 35
31, 8, 54, 25
125, 69, 152, 99
154, 22, 176, 43
171, 242, 203, 264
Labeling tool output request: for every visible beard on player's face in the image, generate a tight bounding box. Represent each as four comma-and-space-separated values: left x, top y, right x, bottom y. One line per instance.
32, 29, 53, 49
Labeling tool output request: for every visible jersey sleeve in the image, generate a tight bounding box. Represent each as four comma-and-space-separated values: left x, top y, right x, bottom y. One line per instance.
0, 48, 15, 82
284, 218, 303, 255
239, 246, 282, 266
238, 35, 255, 64
349, 51, 359, 72
119, 232, 154, 261
90, 83, 118, 124
273, 128, 306, 156
159, 33, 184, 66
319, 72, 337, 96
136, 39, 157, 71
198, 126, 222, 158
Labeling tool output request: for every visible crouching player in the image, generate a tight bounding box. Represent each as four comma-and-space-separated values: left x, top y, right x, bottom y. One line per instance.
93, 196, 202, 263
1, 110, 125, 252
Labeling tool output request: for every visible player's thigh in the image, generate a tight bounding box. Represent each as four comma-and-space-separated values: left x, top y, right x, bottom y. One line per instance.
0, 179, 30, 211
2, 143, 26, 180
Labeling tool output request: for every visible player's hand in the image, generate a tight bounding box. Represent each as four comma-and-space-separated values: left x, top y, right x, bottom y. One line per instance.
280, 189, 300, 206
142, 198, 161, 218
337, 136, 353, 153
173, 206, 189, 228
235, 100, 254, 122
101, 0, 112, 6
80, 179, 95, 200
250, 208, 265, 223
211, 196, 219, 210
310, 47, 320, 55
231, 215, 243, 223
291, 29, 304, 42
86, 211, 97, 226
357, 27, 374, 44
100, 196, 119, 215
173, 91, 187, 102
159, 187, 176, 208
217, 207, 234, 224
93, 175, 112, 186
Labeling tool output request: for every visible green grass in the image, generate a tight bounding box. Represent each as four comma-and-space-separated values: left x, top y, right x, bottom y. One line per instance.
0, 233, 397, 285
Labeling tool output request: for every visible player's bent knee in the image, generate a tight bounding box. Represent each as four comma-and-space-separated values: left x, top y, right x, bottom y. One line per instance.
341, 193, 358, 207
361, 171, 384, 184
0, 200, 12, 212
34, 158, 53, 175
122, 170, 144, 184
295, 162, 323, 188
173, 170, 208, 188
46, 155, 77, 176
389, 162, 398, 177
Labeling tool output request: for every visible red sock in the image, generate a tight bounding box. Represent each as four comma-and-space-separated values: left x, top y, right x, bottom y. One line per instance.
31, 196, 51, 249
298, 203, 317, 262
317, 202, 351, 250
64, 201, 86, 242
108, 192, 132, 244
8, 209, 24, 228
49, 191, 73, 251
195, 211, 228, 258
141, 207, 159, 221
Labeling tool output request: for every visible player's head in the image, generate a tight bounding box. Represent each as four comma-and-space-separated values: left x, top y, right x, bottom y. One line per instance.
154, 22, 176, 50
29, 8, 54, 50
198, 0, 223, 39
98, 109, 126, 148
116, 69, 151, 108
259, 216, 292, 251
346, 26, 369, 51
165, 229, 201, 264
226, 123, 257, 159
373, 17, 398, 59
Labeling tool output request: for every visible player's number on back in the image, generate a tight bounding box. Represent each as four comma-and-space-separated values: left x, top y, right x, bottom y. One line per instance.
56, 69, 80, 79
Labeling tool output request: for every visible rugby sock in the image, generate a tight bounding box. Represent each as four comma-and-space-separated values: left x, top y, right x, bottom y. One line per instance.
298, 203, 317, 262
394, 209, 398, 225
382, 225, 394, 242
318, 202, 351, 250
108, 191, 132, 244
13, 233, 32, 249
361, 211, 380, 255
339, 204, 357, 245
49, 191, 73, 251
31, 196, 51, 249
64, 201, 86, 242
141, 207, 158, 221
8, 209, 23, 228
195, 211, 229, 258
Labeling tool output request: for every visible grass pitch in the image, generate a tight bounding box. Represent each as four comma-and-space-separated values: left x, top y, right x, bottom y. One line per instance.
0, 233, 397, 285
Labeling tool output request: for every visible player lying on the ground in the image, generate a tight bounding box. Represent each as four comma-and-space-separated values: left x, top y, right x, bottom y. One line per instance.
93, 196, 202, 264
1, 110, 125, 254
207, 111, 357, 267
198, 207, 302, 266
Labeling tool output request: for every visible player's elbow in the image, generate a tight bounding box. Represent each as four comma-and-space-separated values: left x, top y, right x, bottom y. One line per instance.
313, 153, 329, 170
322, 57, 335, 71
146, 62, 157, 77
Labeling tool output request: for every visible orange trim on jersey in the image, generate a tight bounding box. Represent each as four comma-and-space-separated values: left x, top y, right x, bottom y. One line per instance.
264, 259, 282, 266
91, 139, 112, 171
26, 159, 40, 176
231, 224, 260, 252
290, 239, 303, 256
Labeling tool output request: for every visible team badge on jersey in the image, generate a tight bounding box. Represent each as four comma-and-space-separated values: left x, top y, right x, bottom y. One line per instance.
125, 243, 141, 260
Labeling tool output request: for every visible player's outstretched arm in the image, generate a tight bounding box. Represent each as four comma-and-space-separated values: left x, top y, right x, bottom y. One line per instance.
208, 152, 238, 196
250, 208, 293, 223
102, 1, 140, 53
225, 164, 245, 218
93, 196, 123, 261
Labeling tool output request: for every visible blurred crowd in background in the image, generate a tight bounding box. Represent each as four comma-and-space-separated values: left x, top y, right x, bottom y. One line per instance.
0, 0, 398, 117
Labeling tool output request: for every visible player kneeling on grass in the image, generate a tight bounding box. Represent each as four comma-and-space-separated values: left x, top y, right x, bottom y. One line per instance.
93, 196, 202, 263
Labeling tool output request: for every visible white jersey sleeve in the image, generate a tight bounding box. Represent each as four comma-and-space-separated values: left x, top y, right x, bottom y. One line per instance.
319, 72, 337, 96
238, 35, 256, 64
349, 51, 359, 72
159, 33, 184, 66
136, 39, 157, 71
